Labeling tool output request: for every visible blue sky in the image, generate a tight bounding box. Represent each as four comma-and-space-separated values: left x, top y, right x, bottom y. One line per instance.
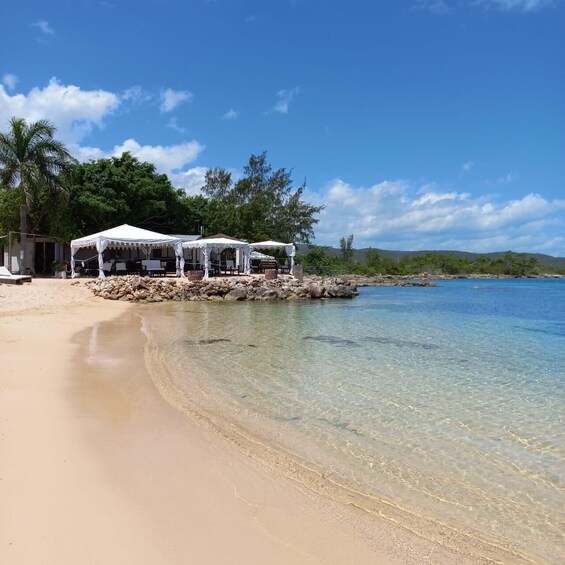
1, 0, 564, 255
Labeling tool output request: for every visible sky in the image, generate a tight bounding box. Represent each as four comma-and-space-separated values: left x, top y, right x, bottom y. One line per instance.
1, 0, 564, 256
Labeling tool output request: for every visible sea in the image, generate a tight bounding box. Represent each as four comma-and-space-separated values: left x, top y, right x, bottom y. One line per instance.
140, 278, 565, 563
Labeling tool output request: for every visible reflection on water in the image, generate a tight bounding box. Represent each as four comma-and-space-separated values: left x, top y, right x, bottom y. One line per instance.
141, 279, 565, 564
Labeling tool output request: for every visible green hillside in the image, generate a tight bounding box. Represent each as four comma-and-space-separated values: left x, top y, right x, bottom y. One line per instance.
296, 244, 565, 275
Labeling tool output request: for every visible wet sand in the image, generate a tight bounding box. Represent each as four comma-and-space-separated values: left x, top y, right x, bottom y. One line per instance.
0, 278, 484, 564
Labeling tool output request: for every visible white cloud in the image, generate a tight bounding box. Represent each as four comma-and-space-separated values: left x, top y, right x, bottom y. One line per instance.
0, 78, 120, 144
412, 191, 468, 206
462, 160, 474, 172
166, 117, 186, 133
0, 78, 207, 191
496, 172, 515, 185
160, 88, 192, 113
413, 0, 453, 14
120, 85, 151, 105
71, 144, 107, 163
272, 87, 299, 114
310, 178, 565, 256
414, 0, 557, 13
471, 0, 557, 11
2, 73, 18, 90
223, 108, 238, 120
32, 21, 55, 35
168, 166, 208, 195
111, 138, 204, 174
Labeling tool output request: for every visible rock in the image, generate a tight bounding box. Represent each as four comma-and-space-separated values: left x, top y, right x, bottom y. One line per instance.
225, 289, 247, 301
308, 283, 324, 299
84, 274, 364, 303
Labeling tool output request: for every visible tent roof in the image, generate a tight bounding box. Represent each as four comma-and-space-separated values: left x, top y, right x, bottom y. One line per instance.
206, 233, 243, 241
71, 224, 181, 250
249, 240, 292, 248
182, 236, 249, 249
171, 234, 202, 242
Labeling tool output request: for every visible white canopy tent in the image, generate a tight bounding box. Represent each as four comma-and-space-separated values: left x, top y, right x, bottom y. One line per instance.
182, 236, 251, 279
70, 224, 184, 279
249, 240, 296, 274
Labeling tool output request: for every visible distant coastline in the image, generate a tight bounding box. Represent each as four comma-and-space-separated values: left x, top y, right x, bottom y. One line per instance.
347, 272, 564, 287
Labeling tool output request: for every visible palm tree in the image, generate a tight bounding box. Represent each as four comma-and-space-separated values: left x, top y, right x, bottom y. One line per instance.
0, 117, 75, 273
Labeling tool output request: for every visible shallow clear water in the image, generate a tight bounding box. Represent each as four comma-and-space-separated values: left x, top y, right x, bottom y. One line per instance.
142, 279, 565, 563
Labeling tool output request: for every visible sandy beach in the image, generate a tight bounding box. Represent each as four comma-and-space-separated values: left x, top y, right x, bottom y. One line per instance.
1, 278, 484, 564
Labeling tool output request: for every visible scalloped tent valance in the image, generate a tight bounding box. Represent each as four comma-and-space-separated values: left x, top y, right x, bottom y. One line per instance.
182, 236, 251, 278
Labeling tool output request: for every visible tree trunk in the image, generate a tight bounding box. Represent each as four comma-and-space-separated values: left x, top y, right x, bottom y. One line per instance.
19, 204, 27, 275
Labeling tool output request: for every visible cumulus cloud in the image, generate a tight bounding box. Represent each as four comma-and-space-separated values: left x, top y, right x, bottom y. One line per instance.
0, 78, 206, 189
310, 178, 565, 256
272, 87, 299, 114
168, 166, 208, 195
32, 21, 55, 35
0, 78, 120, 144
160, 88, 192, 112
2, 73, 18, 90
111, 138, 204, 174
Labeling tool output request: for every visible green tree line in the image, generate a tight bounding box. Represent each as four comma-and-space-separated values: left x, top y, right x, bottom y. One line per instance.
0, 118, 323, 272
298, 235, 560, 276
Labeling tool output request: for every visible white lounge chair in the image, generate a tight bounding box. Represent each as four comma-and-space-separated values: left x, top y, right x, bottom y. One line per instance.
141, 259, 166, 277
0, 266, 32, 284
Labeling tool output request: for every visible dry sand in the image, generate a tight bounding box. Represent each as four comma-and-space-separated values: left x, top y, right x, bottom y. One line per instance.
0, 278, 474, 564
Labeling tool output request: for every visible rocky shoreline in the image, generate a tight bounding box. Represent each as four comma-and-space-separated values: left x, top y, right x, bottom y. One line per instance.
81, 274, 361, 302
77, 272, 559, 303
344, 272, 562, 287
343, 275, 436, 287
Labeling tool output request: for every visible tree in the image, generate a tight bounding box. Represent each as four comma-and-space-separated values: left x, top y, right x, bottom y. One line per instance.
0, 117, 75, 272
365, 248, 381, 271
201, 152, 324, 243
297, 244, 337, 275
63, 153, 199, 237
339, 234, 354, 264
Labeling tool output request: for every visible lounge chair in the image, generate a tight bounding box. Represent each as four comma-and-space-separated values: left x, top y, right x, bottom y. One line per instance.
259, 260, 278, 274
0, 266, 32, 284
115, 262, 128, 275
224, 259, 239, 275
141, 259, 166, 277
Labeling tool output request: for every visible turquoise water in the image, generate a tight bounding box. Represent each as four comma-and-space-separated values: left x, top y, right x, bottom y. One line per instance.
142, 279, 565, 563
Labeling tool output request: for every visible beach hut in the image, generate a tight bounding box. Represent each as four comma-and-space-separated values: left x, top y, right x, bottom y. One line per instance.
249, 240, 296, 274
182, 236, 251, 278
70, 224, 184, 279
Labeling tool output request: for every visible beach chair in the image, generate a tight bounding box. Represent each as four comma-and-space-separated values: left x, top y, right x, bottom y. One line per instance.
141, 259, 166, 277
259, 260, 278, 274
225, 259, 239, 275
115, 262, 128, 275
0, 266, 32, 284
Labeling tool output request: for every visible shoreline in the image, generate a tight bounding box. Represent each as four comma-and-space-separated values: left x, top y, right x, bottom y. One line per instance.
0, 279, 534, 563
139, 301, 539, 565
0, 280, 387, 563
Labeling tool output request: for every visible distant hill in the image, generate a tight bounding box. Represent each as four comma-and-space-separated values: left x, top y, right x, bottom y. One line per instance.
296, 245, 565, 269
